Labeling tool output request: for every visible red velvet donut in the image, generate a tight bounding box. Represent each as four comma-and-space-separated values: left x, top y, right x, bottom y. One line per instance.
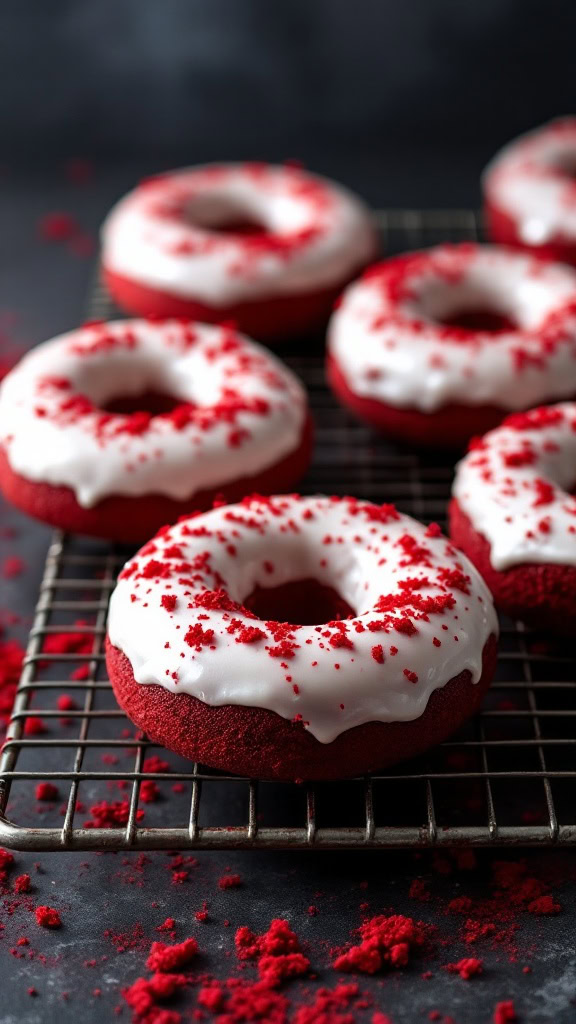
0, 320, 312, 542
105, 494, 498, 780
450, 403, 576, 632
326, 354, 508, 448
327, 244, 576, 448
106, 634, 497, 781
484, 118, 576, 267
101, 163, 377, 341
104, 269, 349, 344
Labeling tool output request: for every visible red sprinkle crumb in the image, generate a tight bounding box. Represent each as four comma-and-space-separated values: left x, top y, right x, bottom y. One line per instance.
219, 873, 243, 889
494, 1000, 516, 1024
445, 957, 483, 979
332, 914, 427, 974
35, 782, 59, 801
35, 906, 62, 929
145, 937, 198, 972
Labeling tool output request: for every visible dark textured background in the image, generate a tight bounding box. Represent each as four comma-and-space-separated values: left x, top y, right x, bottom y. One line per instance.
1, 0, 576, 162
1, 3, 576, 1020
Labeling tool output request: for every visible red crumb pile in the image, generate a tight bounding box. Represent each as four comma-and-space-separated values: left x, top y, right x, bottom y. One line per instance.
235, 917, 310, 987
332, 914, 427, 974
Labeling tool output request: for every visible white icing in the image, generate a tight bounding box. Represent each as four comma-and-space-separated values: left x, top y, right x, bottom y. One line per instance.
107, 495, 497, 743
484, 118, 576, 244
453, 403, 576, 571
0, 320, 308, 508
101, 164, 375, 306
328, 245, 576, 413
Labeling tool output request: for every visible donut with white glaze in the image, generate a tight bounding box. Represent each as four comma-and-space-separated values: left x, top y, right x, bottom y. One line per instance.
0, 320, 312, 543
105, 494, 498, 780
450, 402, 576, 631
101, 163, 377, 340
327, 243, 576, 447
484, 118, 576, 265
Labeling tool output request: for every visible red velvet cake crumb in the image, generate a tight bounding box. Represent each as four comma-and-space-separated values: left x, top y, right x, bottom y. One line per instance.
35, 782, 59, 801
332, 914, 426, 974
493, 1000, 516, 1023
145, 937, 198, 971
444, 957, 483, 979
218, 872, 243, 889
35, 906, 62, 928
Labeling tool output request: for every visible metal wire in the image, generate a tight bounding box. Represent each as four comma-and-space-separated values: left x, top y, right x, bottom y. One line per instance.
1, 209, 575, 851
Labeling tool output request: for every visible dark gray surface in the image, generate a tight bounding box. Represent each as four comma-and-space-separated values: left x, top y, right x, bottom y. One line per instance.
0, 163, 575, 1022
1, 0, 576, 157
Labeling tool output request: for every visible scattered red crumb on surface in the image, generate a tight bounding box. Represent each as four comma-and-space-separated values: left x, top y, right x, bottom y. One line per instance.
145, 937, 198, 971
14, 873, 31, 893
218, 872, 243, 889
24, 716, 46, 736
140, 780, 160, 803
2, 556, 24, 578
56, 694, 77, 712
35, 782, 59, 801
494, 999, 516, 1023
84, 799, 144, 829
35, 906, 61, 928
235, 918, 310, 987
332, 914, 427, 974
444, 957, 483, 979
0, 847, 15, 872
0, 630, 25, 733
123, 971, 188, 1020
38, 212, 79, 241
409, 878, 431, 902
527, 894, 561, 915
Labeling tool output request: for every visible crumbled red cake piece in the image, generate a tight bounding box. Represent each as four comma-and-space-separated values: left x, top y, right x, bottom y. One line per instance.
493, 1000, 516, 1023
14, 873, 31, 893
145, 937, 198, 971
38, 212, 79, 242
35, 906, 61, 928
0, 633, 24, 732
235, 918, 310, 988
444, 957, 483, 979
84, 800, 144, 829
2, 556, 24, 578
218, 872, 242, 889
24, 717, 46, 735
332, 914, 426, 974
35, 782, 59, 801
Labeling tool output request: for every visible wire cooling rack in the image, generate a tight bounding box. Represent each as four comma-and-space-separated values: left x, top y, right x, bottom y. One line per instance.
1, 208, 576, 852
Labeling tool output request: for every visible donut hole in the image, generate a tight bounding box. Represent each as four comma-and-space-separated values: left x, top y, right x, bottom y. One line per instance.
414, 279, 520, 335
185, 195, 270, 238
438, 307, 517, 333
244, 578, 354, 626
102, 390, 189, 416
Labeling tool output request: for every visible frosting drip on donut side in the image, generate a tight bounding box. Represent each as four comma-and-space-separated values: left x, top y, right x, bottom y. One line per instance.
0, 320, 308, 507
107, 495, 497, 743
328, 245, 576, 413
453, 403, 576, 570
484, 118, 576, 244
101, 164, 376, 305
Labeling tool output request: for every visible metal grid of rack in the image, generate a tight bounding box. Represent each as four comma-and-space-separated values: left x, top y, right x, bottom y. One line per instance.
1, 209, 576, 851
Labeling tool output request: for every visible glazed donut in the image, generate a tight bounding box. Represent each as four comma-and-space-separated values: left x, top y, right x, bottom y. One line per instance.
101, 163, 377, 340
106, 494, 498, 780
450, 403, 576, 631
0, 320, 311, 543
484, 118, 576, 265
327, 243, 576, 447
